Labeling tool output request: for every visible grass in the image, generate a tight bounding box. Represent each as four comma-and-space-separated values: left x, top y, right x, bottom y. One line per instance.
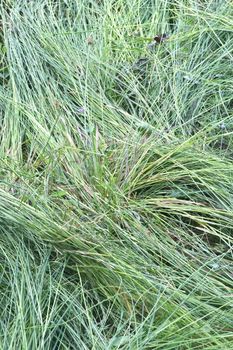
0, 0, 233, 349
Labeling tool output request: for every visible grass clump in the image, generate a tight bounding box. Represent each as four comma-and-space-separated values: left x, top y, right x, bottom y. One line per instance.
0, 0, 233, 349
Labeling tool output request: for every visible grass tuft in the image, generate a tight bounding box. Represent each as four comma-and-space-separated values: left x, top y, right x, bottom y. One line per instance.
0, 0, 233, 349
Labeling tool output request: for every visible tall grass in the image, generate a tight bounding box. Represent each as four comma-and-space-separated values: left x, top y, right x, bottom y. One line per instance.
0, 0, 233, 349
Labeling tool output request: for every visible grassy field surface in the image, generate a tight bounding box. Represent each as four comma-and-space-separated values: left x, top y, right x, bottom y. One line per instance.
0, 0, 233, 349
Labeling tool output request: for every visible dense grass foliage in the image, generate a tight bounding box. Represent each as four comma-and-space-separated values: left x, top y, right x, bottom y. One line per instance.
0, 0, 233, 349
